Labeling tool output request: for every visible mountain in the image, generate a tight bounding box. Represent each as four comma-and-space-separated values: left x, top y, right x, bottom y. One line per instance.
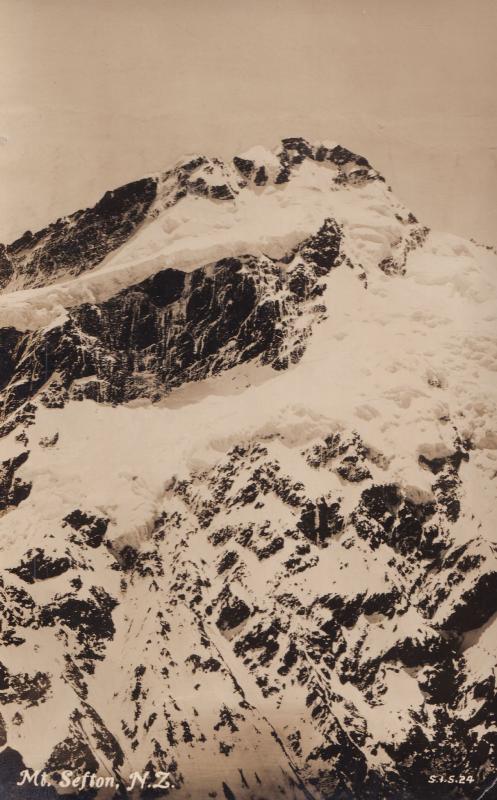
0, 137, 496, 800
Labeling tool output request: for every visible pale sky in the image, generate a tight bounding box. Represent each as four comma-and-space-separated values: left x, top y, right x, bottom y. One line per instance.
0, 0, 496, 244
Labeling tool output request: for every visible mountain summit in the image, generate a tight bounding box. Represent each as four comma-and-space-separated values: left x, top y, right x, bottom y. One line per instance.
0, 137, 496, 800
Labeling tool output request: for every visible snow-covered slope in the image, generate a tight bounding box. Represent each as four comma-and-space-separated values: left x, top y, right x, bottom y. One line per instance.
0, 138, 496, 800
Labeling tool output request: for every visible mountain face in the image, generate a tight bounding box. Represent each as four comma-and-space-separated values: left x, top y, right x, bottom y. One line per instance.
0, 137, 496, 800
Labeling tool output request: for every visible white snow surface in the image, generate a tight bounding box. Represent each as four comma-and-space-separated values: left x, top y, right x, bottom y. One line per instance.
2, 226, 496, 559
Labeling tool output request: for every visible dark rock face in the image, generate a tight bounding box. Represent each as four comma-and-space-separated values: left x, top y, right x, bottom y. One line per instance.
1, 178, 158, 291
0, 661, 51, 707
0, 328, 23, 393
44, 704, 125, 786
40, 588, 117, 674
40, 591, 116, 640
0, 748, 59, 799
169, 155, 244, 203
305, 431, 378, 483
352, 482, 437, 557
0, 219, 341, 419
233, 156, 254, 179
217, 598, 251, 632
279, 138, 381, 185
0, 245, 14, 286
63, 510, 109, 548
8, 549, 73, 584
232, 137, 384, 189
0, 451, 31, 511
419, 538, 497, 633
298, 498, 344, 544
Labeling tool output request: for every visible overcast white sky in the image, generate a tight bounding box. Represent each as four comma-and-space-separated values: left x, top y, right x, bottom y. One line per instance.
0, 0, 496, 244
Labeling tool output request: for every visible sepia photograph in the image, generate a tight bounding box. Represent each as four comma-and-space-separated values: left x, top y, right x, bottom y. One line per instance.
0, 1, 496, 798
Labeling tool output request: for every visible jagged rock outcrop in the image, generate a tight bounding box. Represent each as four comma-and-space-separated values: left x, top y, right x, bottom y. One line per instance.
0, 218, 341, 418
1, 179, 158, 292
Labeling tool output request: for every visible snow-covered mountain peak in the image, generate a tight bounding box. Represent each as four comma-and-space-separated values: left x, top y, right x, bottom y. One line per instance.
0, 138, 496, 800
0, 137, 415, 335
